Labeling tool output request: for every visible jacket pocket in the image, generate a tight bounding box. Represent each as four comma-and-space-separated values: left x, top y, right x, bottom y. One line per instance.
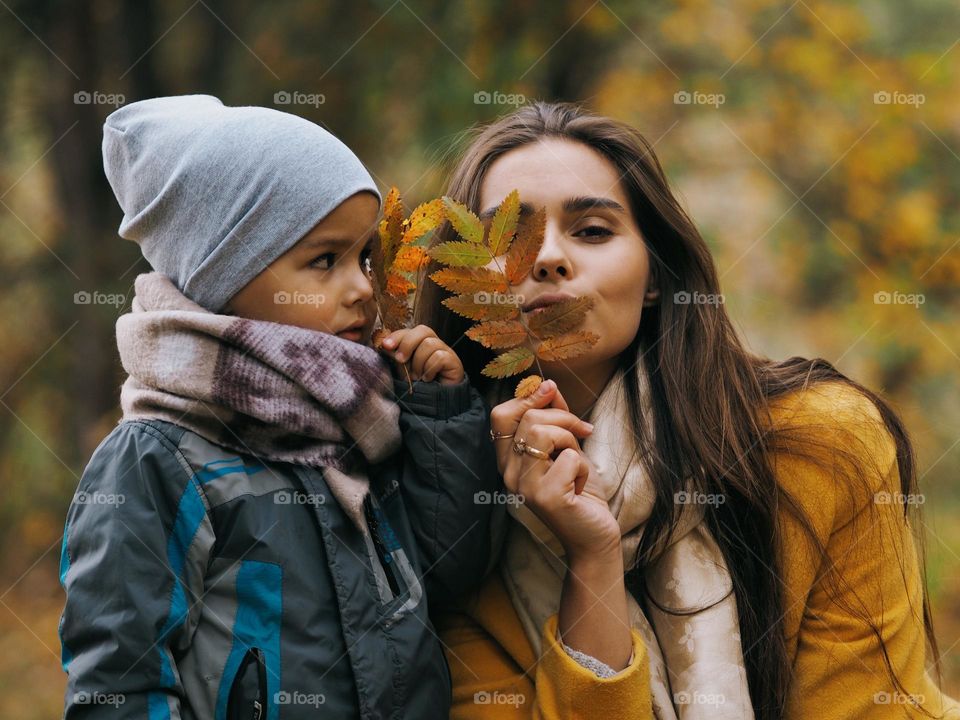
227, 647, 267, 720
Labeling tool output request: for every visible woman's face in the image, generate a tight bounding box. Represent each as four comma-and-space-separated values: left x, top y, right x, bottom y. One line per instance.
478, 138, 658, 373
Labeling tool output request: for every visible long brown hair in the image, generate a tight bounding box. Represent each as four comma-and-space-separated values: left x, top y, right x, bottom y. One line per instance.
417, 101, 942, 719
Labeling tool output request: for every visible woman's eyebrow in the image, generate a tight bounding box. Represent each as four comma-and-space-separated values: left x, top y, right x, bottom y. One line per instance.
478, 196, 626, 220
562, 196, 626, 214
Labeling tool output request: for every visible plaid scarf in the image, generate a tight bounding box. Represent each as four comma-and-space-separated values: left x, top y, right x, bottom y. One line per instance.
115, 273, 401, 524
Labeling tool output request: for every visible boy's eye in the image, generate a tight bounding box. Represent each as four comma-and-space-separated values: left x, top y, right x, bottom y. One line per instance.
312, 245, 373, 273
311, 252, 336, 270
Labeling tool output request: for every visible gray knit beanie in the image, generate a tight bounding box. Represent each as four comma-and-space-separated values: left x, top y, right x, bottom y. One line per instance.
102, 95, 380, 312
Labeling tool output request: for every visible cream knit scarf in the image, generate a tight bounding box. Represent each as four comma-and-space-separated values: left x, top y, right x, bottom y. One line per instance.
501, 363, 754, 719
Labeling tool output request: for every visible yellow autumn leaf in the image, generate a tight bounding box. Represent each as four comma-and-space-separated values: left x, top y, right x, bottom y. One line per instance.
401, 198, 446, 245
441, 294, 520, 321
536, 331, 600, 361
506, 207, 545, 284
488, 189, 520, 256
482, 346, 536, 378
380, 292, 411, 330
442, 196, 485, 245
514, 375, 543, 398
370, 234, 388, 293
378, 186, 404, 264
465, 320, 527, 349
429, 267, 508, 295
392, 245, 429, 273
527, 296, 595, 338
428, 241, 494, 267
386, 273, 415, 298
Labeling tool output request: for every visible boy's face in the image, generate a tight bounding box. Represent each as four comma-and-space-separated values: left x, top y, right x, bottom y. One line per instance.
226, 191, 379, 343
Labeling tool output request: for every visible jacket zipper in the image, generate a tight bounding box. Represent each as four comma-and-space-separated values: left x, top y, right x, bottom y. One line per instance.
228, 646, 266, 720
364, 496, 401, 596
253, 646, 266, 720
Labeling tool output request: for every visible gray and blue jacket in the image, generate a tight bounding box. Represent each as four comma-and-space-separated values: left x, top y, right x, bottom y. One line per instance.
59, 377, 500, 719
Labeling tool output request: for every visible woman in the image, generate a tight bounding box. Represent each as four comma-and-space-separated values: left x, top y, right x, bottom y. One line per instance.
419, 102, 959, 718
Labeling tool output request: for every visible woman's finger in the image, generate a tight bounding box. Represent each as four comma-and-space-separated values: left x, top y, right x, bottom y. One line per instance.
502, 409, 591, 479
490, 380, 559, 468
571, 451, 591, 495
517, 408, 594, 438
516, 447, 577, 512
547, 383, 571, 412
513, 425, 581, 469
535, 448, 589, 506
509, 428, 581, 498
490, 379, 559, 435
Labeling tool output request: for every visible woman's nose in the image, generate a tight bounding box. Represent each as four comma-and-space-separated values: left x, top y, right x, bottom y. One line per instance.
532, 227, 570, 280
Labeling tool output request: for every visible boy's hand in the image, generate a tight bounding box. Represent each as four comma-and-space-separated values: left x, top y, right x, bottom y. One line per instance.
379, 325, 465, 385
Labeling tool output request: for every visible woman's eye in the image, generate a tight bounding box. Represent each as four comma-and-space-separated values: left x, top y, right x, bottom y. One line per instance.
574, 225, 613, 240
311, 252, 336, 270
360, 247, 373, 273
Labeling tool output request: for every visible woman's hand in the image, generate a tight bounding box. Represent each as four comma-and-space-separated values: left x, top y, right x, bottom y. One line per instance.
379, 325, 464, 385
489, 379, 620, 561
492, 379, 632, 669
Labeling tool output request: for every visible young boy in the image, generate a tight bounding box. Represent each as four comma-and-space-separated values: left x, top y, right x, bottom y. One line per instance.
59, 95, 499, 719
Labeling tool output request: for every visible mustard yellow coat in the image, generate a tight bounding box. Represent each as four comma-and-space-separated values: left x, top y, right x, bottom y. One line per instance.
438, 383, 960, 719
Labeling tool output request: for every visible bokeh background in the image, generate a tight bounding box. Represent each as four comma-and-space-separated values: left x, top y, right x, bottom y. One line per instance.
1, 0, 958, 715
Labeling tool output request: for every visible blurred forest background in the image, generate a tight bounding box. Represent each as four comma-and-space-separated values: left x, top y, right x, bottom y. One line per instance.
1, 0, 958, 715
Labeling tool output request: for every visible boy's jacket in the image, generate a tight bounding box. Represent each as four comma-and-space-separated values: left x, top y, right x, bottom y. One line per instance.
59, 377, 499, 720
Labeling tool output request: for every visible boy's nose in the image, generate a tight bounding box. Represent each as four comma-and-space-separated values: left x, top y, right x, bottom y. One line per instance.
347, 265, 375, 305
